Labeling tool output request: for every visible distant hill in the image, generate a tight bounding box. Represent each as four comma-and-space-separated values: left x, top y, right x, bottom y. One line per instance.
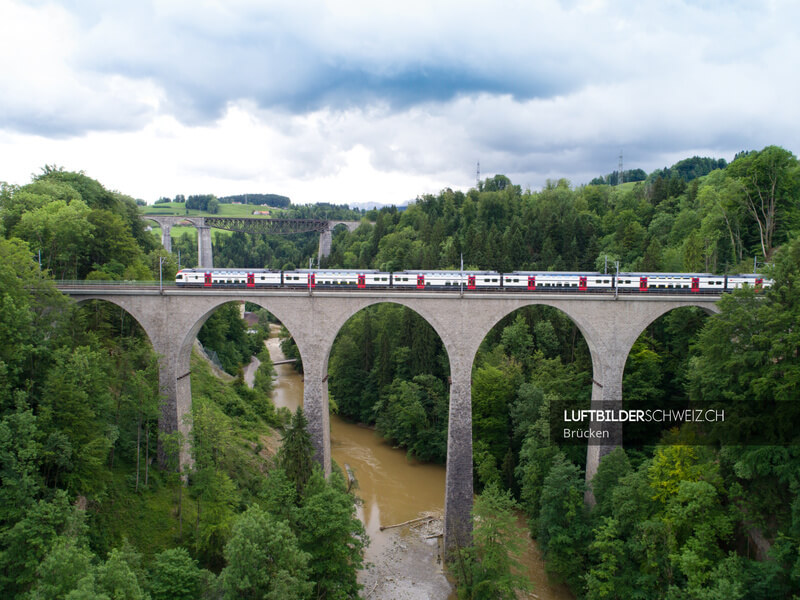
648, 156, 727, 183
219, 193, 291, 207
589, 168, 647, 186
590, 156, 727, 186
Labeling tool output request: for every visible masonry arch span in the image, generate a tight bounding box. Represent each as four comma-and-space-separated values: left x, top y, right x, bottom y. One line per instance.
621, 304, 718, 448
66, 298, 162, 486
241, 296, 459, 468
471, 303, 593, 490
600, 301, 720, 377
328, 301, 451, 455
324, 301, 451, 538
72, 296, 158, 346
180, 299, 280, 375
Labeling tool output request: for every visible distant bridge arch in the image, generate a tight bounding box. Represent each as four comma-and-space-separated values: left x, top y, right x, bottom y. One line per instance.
140, 215, 363, 268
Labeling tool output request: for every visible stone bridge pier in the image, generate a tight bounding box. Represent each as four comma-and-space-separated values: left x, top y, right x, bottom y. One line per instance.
317, 221, 361, 262
144, 216, 212, 267
58, 286, 720, 556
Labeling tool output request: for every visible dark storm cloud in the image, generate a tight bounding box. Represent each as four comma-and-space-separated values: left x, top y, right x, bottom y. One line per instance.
73, 6, 577, 125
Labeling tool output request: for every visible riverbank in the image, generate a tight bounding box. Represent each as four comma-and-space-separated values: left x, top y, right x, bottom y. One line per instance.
359, 516, 452, 600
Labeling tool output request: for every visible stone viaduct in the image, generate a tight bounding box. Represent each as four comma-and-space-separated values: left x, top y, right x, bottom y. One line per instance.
56, 284, 720, 554
316, 221, 361, 260
142, 216, 361, 267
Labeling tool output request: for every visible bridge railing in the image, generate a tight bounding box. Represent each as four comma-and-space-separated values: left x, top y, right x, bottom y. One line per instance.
56, 280, 175, 287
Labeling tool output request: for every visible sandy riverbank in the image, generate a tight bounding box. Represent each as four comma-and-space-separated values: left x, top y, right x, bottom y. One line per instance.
359, 515, 453, 600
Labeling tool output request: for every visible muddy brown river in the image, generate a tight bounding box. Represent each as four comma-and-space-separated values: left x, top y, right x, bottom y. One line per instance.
265, 332, 573, 600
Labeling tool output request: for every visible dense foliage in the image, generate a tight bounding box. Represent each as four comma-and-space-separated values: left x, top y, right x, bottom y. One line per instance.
315, 146, 799, 598
0, 168, 366, 599
2, 145, 799, 598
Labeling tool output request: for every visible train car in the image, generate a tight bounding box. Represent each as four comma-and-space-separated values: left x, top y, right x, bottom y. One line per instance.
391, 270, 477, 290
614, 273, 774, 293
292, 269, 380, 289
466, 271, 502, 290
615, 272, 707, 293
282, 271, 311, 288
175, 268, 281, 287
726, 274, 772, 291
503, 272, 613, 292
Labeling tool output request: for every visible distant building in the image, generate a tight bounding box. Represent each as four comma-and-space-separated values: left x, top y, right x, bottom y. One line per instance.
252, 210, 271, 215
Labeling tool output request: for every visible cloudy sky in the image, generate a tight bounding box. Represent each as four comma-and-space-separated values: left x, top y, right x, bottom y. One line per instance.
1, 0, 798, 205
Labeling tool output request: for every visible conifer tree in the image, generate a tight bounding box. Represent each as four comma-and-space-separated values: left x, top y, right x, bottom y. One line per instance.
277, 407, 314, 500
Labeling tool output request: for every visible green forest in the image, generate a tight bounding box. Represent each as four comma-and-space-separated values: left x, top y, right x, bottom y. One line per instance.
1, 145, 799, 599
0, 168, 365, 599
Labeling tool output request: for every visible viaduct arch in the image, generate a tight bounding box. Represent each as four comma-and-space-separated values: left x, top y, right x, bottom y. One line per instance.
60, 286, 720, 554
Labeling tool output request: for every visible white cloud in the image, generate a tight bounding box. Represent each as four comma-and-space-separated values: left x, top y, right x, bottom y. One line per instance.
1, 0, 798, 202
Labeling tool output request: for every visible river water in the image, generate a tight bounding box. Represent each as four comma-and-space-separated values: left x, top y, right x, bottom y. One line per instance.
264, 330, 573, 600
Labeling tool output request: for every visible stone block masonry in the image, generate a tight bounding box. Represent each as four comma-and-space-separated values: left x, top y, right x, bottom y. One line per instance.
57, 285, 720, 555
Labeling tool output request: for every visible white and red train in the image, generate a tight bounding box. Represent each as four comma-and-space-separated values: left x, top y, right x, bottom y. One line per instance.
175, 269, 771, 293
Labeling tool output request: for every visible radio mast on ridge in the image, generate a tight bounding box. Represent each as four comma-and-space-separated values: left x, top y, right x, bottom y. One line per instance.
476, 161, 481, 189
618, 151, 624, 186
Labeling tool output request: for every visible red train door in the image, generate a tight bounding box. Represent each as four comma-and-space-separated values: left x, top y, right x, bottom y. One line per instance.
691, 277, 699, 292
579, 276, 587, 291
467, 275, 476, 290
247, 273, 255, 288
639, 276, 648, 291
417, 274, 425, 289
528, 276, 536, 291
357, 274, 366, 289
308, 273, 316, 289
755, 277, 763, 292
204, 272, 212, 287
